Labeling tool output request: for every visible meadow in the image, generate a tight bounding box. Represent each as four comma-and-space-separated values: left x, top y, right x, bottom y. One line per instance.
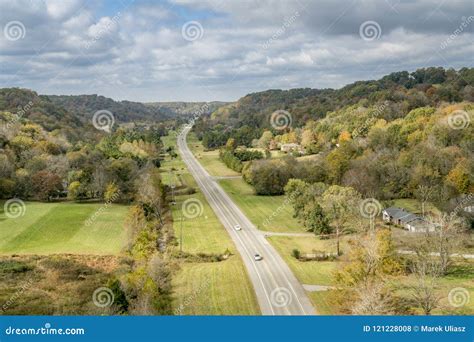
219, 178, 306, 233
187, 133, 240, 177
0, 201, 128, 255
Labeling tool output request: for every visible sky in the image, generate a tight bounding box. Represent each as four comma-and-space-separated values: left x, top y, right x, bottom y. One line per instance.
0, 0, 473, 102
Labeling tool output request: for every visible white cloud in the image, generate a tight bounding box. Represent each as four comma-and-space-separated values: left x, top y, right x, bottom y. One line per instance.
0, 0, 473, 101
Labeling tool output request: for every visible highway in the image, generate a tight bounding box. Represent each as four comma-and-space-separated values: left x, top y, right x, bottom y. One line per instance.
177, 125, 316, 315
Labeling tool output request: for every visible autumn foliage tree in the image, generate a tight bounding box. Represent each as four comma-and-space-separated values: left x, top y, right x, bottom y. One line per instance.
31, 170, 62, 201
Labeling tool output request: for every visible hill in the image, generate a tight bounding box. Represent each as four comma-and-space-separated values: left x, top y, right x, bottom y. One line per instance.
194, 67, 474, 147
48, 94, 172, 123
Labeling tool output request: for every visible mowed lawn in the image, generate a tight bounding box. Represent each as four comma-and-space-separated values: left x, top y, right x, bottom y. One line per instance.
0, 201, 128, 255
173, 258, 259, 315
161, 132, 259, 315
268, 235, 348, 315
187, 133, 240, 177
219, 178, 306, 233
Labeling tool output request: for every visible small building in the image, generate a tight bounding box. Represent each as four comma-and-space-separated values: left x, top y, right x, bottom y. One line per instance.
382, 207, 435, 233
280, 143, 302, 153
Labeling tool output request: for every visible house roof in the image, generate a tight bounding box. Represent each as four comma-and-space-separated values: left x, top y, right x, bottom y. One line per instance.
407, 218, 434, 231
383, 207, 421, 222
383, 207, 408, 219
383, 206, 436, 231
399, 213, 419, 224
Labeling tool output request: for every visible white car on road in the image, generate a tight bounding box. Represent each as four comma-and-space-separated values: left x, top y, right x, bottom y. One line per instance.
254, 253, 263, 261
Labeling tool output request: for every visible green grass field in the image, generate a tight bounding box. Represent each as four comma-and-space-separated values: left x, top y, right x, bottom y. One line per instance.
172, 258, 259, 315
187, 133, 240, 177
0, 201, 128, 255
268, 236, 343, 285
267, 235, 342, 314
219, 178, 306, 233
161, 132, 259, 315
392, 198, 440, 216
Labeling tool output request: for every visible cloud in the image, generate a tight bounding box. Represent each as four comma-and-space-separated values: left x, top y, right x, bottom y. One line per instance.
0, 0, 472, 101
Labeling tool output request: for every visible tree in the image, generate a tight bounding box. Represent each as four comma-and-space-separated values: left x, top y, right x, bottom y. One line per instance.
284, 179, 310, 218
302, 202, 331, 235
334, 230, 402, 314
31, 170, 62, 201
225, 138, 237, 151
300, 129, 317, 153
426, 213, 466, 275
446, 160, 470, 194
409, 249, 441, 315
257, 130, 273, 149
247, 160, 291, 195
352, 282, 395, 315
415, 185, 433, 217
135, 168, 164, 224
104, 182, 120, 202
68, 181, 82, 200
321, 185, 362, 255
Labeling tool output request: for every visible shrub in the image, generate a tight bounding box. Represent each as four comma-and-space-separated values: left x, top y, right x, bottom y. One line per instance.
292, 249, 301, 259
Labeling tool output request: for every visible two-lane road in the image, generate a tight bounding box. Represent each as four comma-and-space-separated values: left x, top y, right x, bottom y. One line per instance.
177, 126, 315, 315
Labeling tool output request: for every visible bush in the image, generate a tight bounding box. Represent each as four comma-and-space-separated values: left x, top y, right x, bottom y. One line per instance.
219, 149, 243, 172
219, 147, 264, 173
292, 249, 301, 259
107, 278, 129, 313
0, 260, 32, 273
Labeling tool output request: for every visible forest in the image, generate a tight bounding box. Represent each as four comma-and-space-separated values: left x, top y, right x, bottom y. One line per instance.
193, 67, 473, 227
